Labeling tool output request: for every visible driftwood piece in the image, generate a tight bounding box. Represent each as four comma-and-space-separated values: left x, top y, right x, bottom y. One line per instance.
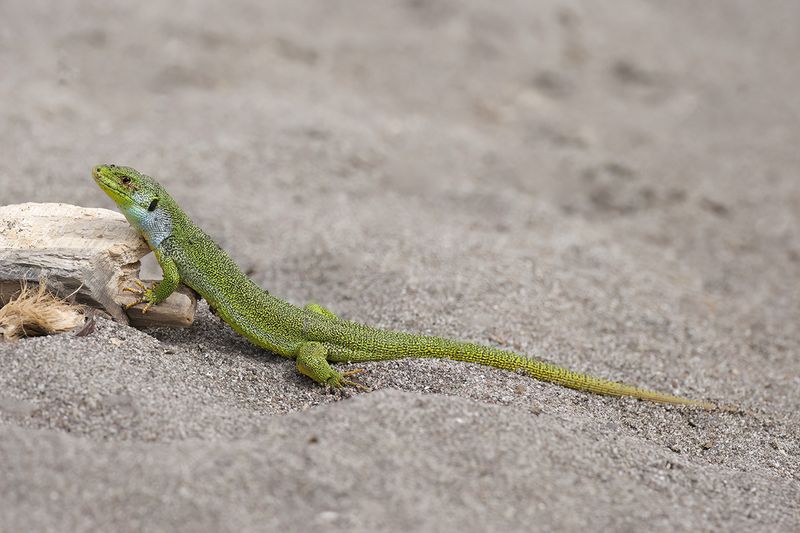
121, 285, 196, 328
0, 203, 196, 328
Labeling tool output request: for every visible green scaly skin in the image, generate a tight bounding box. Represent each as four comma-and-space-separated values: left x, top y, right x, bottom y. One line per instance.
93, 164, 716, 409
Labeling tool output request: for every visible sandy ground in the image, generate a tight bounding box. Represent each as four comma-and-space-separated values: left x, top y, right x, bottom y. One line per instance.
1, 1, 799, 531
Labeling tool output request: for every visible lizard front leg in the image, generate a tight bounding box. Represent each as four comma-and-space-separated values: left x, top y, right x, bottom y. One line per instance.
124, 248, 180, 313
295, 341, 367, 389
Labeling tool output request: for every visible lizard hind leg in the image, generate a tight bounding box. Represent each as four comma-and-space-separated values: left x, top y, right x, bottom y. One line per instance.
304, 303, 338, 320
295, 342, 367, 390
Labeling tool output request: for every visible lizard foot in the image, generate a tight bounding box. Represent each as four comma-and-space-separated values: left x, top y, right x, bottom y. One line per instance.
123, 279, 157, 313
296, 342, 370, 391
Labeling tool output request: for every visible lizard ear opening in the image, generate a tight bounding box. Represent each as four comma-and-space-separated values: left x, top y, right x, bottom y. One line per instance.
147, 198, 159, 212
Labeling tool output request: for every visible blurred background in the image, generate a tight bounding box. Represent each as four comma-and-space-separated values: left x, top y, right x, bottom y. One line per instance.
2, 2, 798, 303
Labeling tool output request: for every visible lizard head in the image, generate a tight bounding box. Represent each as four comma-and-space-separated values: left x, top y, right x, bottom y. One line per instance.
92, 164, 164, 211
92, 164, 174, 247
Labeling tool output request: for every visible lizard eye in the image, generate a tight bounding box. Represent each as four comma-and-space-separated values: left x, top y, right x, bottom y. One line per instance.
147, 198, 159, 211
121, 176, 131, 185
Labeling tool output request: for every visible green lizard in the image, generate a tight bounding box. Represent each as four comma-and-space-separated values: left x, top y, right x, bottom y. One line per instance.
92, 164, 716, 409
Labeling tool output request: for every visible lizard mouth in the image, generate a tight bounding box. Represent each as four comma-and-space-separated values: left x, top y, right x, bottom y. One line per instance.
92, 165, 134, 204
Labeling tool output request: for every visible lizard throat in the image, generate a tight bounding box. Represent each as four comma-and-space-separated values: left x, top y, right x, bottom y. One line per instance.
126, 194, 173, 248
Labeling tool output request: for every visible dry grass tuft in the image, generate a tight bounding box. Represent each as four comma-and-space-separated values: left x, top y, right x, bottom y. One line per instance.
0, 282, 84, 340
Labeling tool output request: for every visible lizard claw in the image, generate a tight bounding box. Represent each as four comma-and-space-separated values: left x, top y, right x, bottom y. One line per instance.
123, 279, 156, 313
341, 369, 369, 391
123, 279, 147, 294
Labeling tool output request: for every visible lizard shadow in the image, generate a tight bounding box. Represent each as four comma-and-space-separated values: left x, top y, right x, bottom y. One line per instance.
147, 301, 291, 370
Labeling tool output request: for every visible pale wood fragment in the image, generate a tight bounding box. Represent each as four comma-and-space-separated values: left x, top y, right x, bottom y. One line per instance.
0, 203, 196, 328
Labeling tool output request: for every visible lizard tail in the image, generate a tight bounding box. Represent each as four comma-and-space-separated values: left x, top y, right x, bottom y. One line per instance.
450, 344, 715, 409
326, 329, 716, 408
514, 353, 715, 408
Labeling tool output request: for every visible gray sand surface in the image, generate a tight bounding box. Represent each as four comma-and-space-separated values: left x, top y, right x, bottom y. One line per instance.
1, 1, 798, 531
